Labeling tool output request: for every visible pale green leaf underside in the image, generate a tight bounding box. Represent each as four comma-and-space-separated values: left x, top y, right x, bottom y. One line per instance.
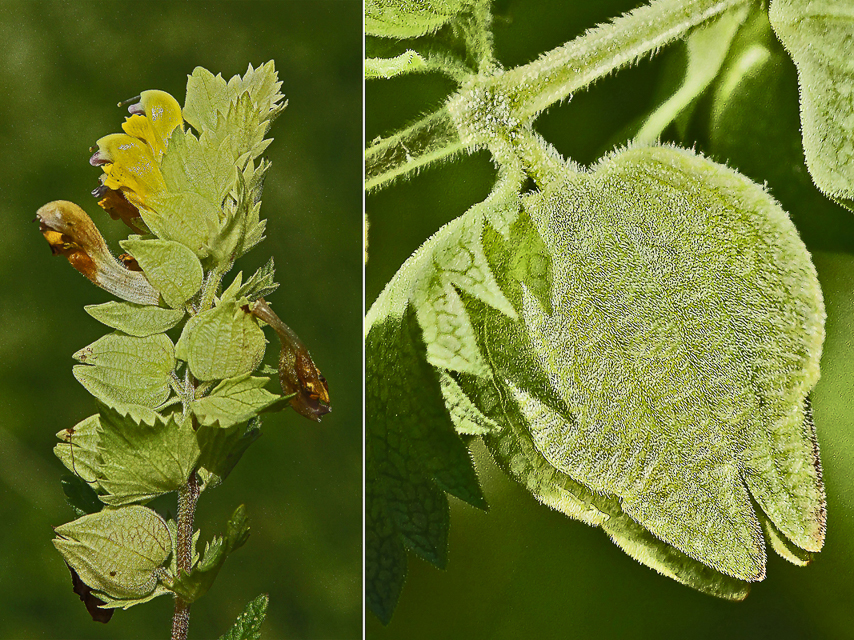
366, 51, 428, 80
365, 0, 472, 39
770, 0, 854, 207
143, 192, 219, 259
176, 300, 266, 381
73, 333, 176, 408
491, 144, 825, 582
217, 593, 269, 640
191, 375, 281, 428
85, 301, 185, 337
120, 238, 204, 309
97, 408, 200, 506
54, 414, 102, 490
53, 505, 171, 600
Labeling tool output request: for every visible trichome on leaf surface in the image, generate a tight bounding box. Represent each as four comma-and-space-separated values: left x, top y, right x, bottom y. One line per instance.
38, 61, 330, 640
365, 0, 853, 625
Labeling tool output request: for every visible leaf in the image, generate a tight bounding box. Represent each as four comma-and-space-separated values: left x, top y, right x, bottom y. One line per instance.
197, 419, 262, 490
141, 191, 219, 259
236, 258, 279, 301
366, 306, 486, 624
160, 127, 236, 206
60, 475, 103, 518
54, 414, 103, 490
168, 505, 250, 603
72, 332, 175, 409
501, 144, 824, 580
217, 593, 269, 640
366, 50, 428, 80
120, 238, 204, 309
191, 375, 284, 429
53, 505, 172, 601
635, 5, 748, 143
85, 301, 185, 337
97, 406, 200, 506
366, 0, 476, 38
183, 66, 230, 135
176, 299, 266, 381
769, 0, 854, 208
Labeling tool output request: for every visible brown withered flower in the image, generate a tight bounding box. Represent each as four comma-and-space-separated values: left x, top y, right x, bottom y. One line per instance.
36, 200, 159, 305
251, 298, 331, 422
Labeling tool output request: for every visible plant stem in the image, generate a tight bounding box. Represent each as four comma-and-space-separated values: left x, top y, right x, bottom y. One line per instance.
171, 471, 200, 640
501, 0, 751, 121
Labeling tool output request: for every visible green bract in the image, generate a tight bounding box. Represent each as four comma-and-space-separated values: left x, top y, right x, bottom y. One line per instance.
366, 0, 477, 38
366, 0, 840, 626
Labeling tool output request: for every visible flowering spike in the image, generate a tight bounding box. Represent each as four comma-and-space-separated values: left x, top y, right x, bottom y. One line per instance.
36, 200, 160, 305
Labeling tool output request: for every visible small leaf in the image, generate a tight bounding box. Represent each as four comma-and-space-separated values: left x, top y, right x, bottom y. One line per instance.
176, 300, 266, 381
72, 333, 176, 408
168, 505, 250, 603
191, 375, 284, 429
142, 191, 219, 259
53, 505, 172, 601
197, 419, 261, 490
366, 0, 476, 38
54, 414, 103, 489
366, 50, 428, 80
97, 406, 200, 506
770, 0, 854, 207
217, 593, 269, 640
85, 301, 185, 337
237, 258, 279, 301
119, 238, 204, 309
60, 475, 103, 517
183, 67, 230, 135
160, 127, 236, 206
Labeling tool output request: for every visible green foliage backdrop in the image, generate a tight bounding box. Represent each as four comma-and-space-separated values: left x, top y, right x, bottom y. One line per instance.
0, 1, 361, 638
366, 0, 854, 638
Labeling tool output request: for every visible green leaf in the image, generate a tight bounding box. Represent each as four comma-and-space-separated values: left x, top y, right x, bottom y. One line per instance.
120, 238, 204, 309
142, 191, 219, 259
53, 505, 172, 601
503, 144, 824, 580
97, 406, 200, 506
635, 5, 748, 143
176, 299, 267, 382
168, 505, 250, 603
218, 593, 269, 640
366, 0, 476, 38
769, 0, 854, 208
85, 301, 185, 337
60, 475, 103, 517
226, 61, 285, 125
197, 418, 262, 490
236, 258, 279, 301
183, 66, 230, 135
72, 333, 176, 409
366, 50, 428, 80
54, 414, 103, 490
160, 127, 236, 208
366, 306, 486, 624
191, 375, 284, 429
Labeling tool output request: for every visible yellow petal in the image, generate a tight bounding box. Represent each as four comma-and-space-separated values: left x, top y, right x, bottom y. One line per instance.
92, 133, 166, 202
125, 90, 183, 160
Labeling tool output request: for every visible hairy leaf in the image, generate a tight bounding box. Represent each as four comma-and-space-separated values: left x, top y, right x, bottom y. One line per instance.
770, 0, 854, 208
97, 406, 200, 506
217, 593, 269, 640
53, 505, 171, 601
72, 333, 176, 408
366, 0, 477, 38
236, 258, 279, 301
494, 144, 825, 581
85, 301, 185, 337
191, 375, 284, 428
142, 191, 219, 259
120, 238, 204, 309
176, 299, 267, 381
366, 51, 428, 80
197, 419, 262, 490
55, 414, 103, 490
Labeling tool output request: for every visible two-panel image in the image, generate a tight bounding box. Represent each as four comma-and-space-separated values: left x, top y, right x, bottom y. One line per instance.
1, 1, 852, 638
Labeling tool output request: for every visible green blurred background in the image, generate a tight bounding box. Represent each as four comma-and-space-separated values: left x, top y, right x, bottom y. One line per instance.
366, 1, 854, 638
0, 1, 361, 638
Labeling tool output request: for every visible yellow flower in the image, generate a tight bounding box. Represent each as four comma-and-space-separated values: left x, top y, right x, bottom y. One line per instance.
90, 90, 182, 230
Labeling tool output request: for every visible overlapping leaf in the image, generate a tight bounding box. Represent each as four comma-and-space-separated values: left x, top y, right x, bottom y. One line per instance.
85, 301, 185, 337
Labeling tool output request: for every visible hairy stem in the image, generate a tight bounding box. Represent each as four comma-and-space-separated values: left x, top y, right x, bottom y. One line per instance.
366, 108, 464, 191
171, 471, 200, 640
502, 0, 751, 121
